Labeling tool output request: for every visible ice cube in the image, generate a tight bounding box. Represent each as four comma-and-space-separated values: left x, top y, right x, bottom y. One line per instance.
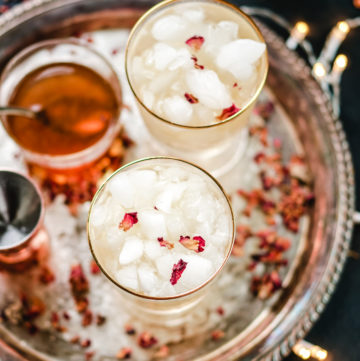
107, 174, 134, 208
204, 21, 239, 55
140, 87, 155, 109
138, 264, 159, 294
106, 227, 123, 249
90, 204, 106, 228
194, 104, 215, 124
168, 48, 192, 71
151, 15, 186, 42
162, 95, 193, 125
154, 189, 174, 213
138, 210, 167, 240
216, 39, 266, 79
118, 236, 144, 265
155, 253, 177, 280
182, 6, 205, 22
130, 169, 157, 189
152, 42, 178, 70
115, 265, 138, 290
148, 71, 177, 94
179, 255, 215, 289
144, 239, 163, 259
185, 69, 232, 110
166, 214, 188, 240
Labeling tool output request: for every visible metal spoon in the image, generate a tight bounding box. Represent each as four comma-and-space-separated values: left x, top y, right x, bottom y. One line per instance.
0, 105, 107, 136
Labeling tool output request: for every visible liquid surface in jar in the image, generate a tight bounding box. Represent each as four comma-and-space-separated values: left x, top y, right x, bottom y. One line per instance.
7, 63, 119, 155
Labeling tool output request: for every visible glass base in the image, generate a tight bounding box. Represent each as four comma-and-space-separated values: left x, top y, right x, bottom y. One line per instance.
143, 128, 249, 180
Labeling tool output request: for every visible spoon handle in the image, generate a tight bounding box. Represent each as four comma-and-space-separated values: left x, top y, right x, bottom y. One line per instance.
0, 106, 37, 119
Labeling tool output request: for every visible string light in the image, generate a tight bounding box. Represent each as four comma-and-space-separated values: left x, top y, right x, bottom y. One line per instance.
286, 21, 309, 49
293, 340, 328, 360
313, 62, 327, 79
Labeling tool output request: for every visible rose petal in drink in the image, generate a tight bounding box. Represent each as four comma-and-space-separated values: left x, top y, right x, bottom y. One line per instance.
179, 255, 215, 289
151, 15, 186, 41
138, 210, 167, 240
162, 95, 193, 125
107, 174, 134, 209
185, 69, 232, 110
115, 265, 138, 290
216, 39, 266, 79
118, 236, 144, 265
170, 259, 188, 285
152, 43, 178, 71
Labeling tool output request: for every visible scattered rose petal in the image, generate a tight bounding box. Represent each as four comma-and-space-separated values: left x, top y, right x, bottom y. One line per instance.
119, 212, 138, 231
124, 323, 136, 335
154, 345, 170, 358
69, 264, 89, 295
51, 312, 67, 333
138, 331, 158, 349
211, 329, 225, 341
116, 347, 132, 359
63, 311, 71, 321
216, 306, 225, 316
157, 237, 174, 249
85, 351, 95, 361
249, 126, 268, 146
184, 93, 199, 104
82, 309, 93, 327
70, 335, 80, 344
90, 259, 101, 275
39, 266, 55, 285
251, 271, 282, 299
185, 35, 205, 50
179, 236, 205, 253
96, 314, 106, 326
216, 103, 240, 121
81, 339, 92, 348
254, 101, 275, 120
232, 225, 252, 257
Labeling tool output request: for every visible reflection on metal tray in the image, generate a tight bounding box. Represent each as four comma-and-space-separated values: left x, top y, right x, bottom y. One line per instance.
0, 1, 354, 361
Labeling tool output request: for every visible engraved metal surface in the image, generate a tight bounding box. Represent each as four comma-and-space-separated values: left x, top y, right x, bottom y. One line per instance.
0, 1, 354, 360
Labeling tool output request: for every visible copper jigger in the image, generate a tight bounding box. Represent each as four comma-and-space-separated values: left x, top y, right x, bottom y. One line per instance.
0, 170, 49, 272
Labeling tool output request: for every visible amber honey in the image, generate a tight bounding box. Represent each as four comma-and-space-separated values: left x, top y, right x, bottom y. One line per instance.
6, 63, 119, 156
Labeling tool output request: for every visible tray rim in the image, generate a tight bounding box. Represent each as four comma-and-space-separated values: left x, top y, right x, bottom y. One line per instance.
0, 1, 355, 361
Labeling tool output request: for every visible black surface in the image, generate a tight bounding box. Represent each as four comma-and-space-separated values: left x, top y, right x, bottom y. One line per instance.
0, 0, 359, 360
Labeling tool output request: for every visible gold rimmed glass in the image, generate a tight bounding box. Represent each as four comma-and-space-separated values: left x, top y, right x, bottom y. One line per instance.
125, 0, 268, 177
87, 157, 235, 325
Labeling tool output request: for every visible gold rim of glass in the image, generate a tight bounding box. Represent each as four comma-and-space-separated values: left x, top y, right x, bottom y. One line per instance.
0, 38, 122, 166
125, 0, 269, 130
87, 156, 235, 301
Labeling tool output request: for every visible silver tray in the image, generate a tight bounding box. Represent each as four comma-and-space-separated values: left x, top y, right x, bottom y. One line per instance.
0, 1, 355, 361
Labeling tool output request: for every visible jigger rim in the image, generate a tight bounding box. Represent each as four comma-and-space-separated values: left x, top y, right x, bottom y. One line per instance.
0, 168, 44, 252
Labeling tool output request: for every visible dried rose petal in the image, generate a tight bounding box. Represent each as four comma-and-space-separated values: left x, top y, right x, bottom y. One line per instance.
170, 259, 188, 285
216, 104, 240, 121
51, 312, 67, 333
249, 126, 268, 146
184, 93, 199, 104
63, 311, 71, 321
116, 347, 132, 359
185, 36, 205, 50
124, 323, 136, 335
96, 314, 106, 326
82, 309, 93, 327
157, 237, 174, 250
119, 212, 138, 231
154, 345, 170, 358
75, 297, 89, 313
253, 101, 275, 120
251, 271, 282, 299
90, 260, 101, 275
69, 264, 89, 295
191, 56, 204, 70
216, 306, 225, 316
232, 225, 252, 257
39, 266, 55, 285
70, 335, 80, 344
179, 235, 205, 253
211, 329, 225, 341
81, 339, 92, 348
138, 331, 158, 349
85, 351, 95, 361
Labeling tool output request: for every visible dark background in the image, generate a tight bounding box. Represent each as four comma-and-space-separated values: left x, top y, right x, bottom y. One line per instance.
0, 0, 359, 360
